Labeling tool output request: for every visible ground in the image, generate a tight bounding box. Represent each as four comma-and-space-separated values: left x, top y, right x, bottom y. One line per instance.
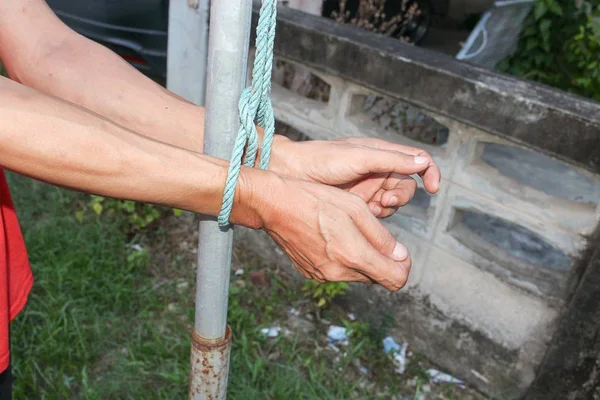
8, 173, 490, 399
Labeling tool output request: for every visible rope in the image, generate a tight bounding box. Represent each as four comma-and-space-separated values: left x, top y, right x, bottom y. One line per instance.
218, 0, 278, 227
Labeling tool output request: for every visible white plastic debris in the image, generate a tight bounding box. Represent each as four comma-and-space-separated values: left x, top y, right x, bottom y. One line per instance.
426, 369, 465, 387
327, 325, 349, 346
235, 268, 244, 276
260, 327, 281, 338
470, 369, 490, 384
383, 336, 409, 374
127, 243, 143, 252
328, 343, 341, 352
347, 313, 356, 321
383, 336, 401, 353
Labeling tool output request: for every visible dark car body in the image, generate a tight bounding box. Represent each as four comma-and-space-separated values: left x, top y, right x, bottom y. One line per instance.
47, 0, 169, 84
47, 0, 441, 85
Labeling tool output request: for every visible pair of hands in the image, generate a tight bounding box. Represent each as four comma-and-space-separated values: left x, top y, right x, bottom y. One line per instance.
232, 135, 440, 292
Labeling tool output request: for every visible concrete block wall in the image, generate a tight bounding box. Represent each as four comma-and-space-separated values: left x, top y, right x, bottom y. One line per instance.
245, 5, 600, 396
245, 49, 600, 395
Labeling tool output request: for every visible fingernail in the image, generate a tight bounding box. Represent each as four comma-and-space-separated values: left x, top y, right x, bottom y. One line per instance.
372, 205, 382, 215
392, 242, 409, 261
414, 156, 428, 165
388, 196, 398, 206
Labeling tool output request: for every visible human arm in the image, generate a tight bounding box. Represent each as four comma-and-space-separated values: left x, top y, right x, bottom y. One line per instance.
0, 75, 412, 291
0, 0, 205, 152
0, 0, 440, 215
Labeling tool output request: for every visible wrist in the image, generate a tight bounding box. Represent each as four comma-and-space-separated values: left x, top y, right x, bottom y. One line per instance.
229, 166, 285, 229
255, 126, 292, 176
268, 134, 293, 176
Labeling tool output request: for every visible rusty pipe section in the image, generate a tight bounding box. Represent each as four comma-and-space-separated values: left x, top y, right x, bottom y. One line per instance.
189, 326, 232, 400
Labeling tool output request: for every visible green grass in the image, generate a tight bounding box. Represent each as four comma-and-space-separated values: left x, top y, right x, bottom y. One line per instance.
5, 174, 385, 399
8, 175, 191, 399
7, 173, 487, 399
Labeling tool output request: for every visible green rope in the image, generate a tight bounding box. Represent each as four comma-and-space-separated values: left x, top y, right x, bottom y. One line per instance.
218, 0, 278, 227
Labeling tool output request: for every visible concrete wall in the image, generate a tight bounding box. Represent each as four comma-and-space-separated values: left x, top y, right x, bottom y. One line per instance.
241, 4, 600, 397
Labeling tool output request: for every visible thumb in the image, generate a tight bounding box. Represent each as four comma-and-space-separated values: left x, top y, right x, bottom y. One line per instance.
361, 149, 431, 177
351, 206, 409, 262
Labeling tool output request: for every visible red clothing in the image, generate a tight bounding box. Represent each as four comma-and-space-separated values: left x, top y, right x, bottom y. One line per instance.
0, 171, 33, 372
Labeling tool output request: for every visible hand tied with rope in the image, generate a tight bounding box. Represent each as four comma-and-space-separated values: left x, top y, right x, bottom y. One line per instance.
218, 0, 278, 227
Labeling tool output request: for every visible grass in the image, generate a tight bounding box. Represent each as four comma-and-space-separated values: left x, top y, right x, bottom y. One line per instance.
7, 173, 486, 399
8, 175, 191, 399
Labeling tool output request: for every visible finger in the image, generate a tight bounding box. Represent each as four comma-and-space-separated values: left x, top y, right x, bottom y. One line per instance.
368, 201, 384, 217
377, 207, 399, 219
321, 264, 375, 284
356, 148, 432, 176
418, 158, 441, 195
380, 176, 417, 208
351, 208, 408, 261
344, 137, 427, 156
368, 198, 398, 219
347, 138, 441, 194
364, 149, 440, 194
347, 209, 412, 291
368, 175, 416, 217
345, 227, 411, 291
348, 173, 388, 202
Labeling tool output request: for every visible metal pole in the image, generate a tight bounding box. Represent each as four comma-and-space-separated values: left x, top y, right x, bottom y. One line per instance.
188, 1, 253, 399
167, 0, 210, 105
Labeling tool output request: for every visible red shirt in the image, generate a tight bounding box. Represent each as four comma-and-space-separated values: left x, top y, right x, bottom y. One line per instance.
0, 170, 33, 372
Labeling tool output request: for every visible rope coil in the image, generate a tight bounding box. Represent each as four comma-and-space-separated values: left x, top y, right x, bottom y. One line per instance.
218, 0, 278, 227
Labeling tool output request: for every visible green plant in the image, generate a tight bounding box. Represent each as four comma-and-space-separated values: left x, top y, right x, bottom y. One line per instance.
82, 195, 181, 232
499, 0, 600, 100
342, 319, 370, 340
565, 10, 600, 98
302, 280, 349, 308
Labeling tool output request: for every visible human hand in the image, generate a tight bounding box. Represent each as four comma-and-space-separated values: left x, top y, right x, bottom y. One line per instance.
231, 169, 412, 291
268, 136, 441, 218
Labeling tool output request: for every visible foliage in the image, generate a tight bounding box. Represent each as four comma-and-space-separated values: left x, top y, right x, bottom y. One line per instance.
302, 280, 349, 308
499, 0, 600, 101
82, 195, 182, 232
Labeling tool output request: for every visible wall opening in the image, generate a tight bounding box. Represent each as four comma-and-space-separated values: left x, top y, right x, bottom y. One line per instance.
273, 60, 331, 103
481, 143, 600, 205
450, 209, 571, 272
352, 95, 449, 146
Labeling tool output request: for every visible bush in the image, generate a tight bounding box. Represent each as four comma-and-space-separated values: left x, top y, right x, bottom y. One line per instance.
499, 0, 600, 101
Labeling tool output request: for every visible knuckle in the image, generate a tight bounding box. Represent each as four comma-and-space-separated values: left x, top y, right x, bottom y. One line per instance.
391, 277, 407, 292
347, 197, 368, 220
342, 250, 363, 269
418, 149, 433, 159
407, 178, 418, 190
321, 266, 343, 282
388, 273, 408, 292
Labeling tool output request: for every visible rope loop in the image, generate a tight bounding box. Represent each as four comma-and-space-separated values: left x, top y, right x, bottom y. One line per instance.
218, 0, 278, 227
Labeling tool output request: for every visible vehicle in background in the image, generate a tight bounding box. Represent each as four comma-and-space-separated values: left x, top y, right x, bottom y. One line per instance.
47, 0, 169, 84
47, 0, 444, 84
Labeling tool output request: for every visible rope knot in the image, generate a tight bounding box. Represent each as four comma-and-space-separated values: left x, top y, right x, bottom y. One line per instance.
218, 0, 278, 227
